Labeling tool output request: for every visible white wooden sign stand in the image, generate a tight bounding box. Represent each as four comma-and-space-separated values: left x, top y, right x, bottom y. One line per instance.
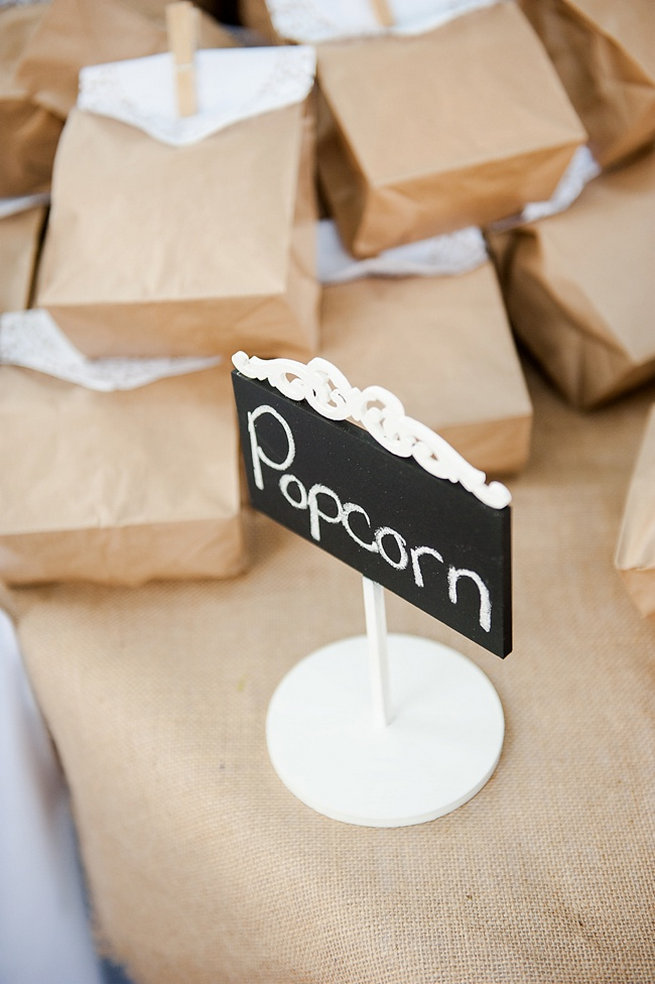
266, 575, 504, 827
234, 351, 508, 828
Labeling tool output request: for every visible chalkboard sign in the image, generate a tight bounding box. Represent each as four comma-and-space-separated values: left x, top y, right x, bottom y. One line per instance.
231, 355, 512, 658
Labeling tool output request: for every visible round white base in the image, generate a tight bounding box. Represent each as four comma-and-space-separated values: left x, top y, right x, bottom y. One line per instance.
266, 634, 504, 827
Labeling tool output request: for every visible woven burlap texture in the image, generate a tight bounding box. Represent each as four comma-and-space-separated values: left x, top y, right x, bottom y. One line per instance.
14, 365, 655, 984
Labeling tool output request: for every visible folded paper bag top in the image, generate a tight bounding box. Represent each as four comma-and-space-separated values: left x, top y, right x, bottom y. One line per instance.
35, 45, 320, 360
0, 310, 245, 586
76, 44, 316, 146
316, 1, 587, 257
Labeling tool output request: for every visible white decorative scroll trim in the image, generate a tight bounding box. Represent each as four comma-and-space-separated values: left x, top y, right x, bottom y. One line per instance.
266, 0, 501, 42
318, 220, 487, 284
232, 352, 511, 509
490, 146, 601, 231
77, 45, 316, 147
0, 310, 221, 391
0, 194, 50, 220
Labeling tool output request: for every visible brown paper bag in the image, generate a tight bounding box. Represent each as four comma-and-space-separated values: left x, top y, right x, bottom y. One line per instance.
316, 2, 586, 258
320, 262, 532, 476
0, 4, 63, 197
0, 365, 245, 586
14, 0, 238, 120
615, 404, 655, 620
0, 205, 47, 313
36, 96, 319, 359
519, 0, 655, 169
488, 148, 655, 410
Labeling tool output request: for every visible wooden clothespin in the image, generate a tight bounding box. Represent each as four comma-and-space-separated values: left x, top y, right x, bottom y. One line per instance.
166, 1, 199, 117
370, 0, 394, 28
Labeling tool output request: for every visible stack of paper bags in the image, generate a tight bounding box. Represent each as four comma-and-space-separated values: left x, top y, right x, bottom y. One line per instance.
0, 311, 245, 586
615, 404, 655, 620
239, 0, 587, 257
0, 3, 63, 197
488, 148, 655, 410
519, 0, 655, 168
318, 221, 532, 476
0, 198, 47, 314
35, 44, 319, 359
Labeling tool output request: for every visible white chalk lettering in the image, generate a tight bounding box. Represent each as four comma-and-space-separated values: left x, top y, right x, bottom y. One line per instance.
248, 404, 295, 491
375, 527, 408, 571
246, 399, 494, 633
411, 545, 444, 587
448, 567, 491, 632
342, 502, 378, 552
280, 473, 307, 510
307, 484, 342, 542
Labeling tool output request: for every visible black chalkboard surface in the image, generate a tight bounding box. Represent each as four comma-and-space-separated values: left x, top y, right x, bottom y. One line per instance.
232, 369, 512, 658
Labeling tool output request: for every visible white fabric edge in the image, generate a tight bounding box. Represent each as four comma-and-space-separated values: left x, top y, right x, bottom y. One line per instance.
0, 611, 104, 984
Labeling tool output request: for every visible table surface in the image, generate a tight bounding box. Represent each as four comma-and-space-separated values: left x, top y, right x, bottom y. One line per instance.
11, 360, 655, 984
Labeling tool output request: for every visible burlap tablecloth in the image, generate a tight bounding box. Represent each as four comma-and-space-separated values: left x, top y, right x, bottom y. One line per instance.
10, 363, 655, 984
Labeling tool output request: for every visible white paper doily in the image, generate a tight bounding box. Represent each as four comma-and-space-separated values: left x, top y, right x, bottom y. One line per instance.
78, 45, 316, 146
263, 0, 501, 42
0, 309, 221, 391
317, 220, 488, 283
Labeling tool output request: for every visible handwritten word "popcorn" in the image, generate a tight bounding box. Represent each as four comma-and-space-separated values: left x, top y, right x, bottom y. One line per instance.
247, 404, 492, 633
